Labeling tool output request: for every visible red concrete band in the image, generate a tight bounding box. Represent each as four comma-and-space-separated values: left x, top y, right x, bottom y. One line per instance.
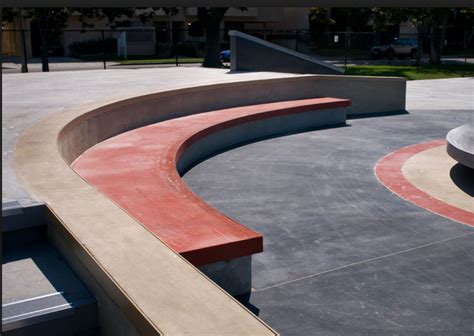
375, 140, 474, 227
72, 98, 351, 266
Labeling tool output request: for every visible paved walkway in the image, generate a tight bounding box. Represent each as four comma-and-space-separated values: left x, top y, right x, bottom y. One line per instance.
183, 82, 473, 334
406, 77, 474, 110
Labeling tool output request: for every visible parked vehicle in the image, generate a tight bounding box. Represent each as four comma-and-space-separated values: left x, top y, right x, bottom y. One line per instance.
371, 38, 417, 59
220, 50, 231, 62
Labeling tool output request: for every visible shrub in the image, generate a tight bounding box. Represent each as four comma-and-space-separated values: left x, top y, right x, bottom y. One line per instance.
68, 38, 117, 56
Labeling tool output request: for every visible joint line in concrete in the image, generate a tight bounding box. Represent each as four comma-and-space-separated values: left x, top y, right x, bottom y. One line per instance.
256, 232, 474, 292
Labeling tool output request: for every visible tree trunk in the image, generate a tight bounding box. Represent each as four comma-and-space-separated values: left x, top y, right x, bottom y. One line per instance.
198, 8, 228, 68
416, 31, 423, 66
39, 18, 49, 72
429, 14, 441, 65
202, 21, 222, 68
18, 10, 29, 73
438, 12, 448, 57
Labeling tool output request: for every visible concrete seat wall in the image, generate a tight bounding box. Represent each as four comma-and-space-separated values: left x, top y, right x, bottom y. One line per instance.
59, 75, 406, 165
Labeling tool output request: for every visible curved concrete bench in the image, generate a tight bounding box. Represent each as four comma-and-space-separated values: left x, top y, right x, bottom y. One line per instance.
447, 124, 474, 169
71, 98, 350, 294
14, 76, 395, 335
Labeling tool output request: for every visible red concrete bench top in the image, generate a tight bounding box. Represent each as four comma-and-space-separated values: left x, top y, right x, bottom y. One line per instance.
72, 97, 350, 266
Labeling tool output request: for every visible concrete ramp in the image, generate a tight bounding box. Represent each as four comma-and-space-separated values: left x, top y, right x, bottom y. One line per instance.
229, 30, 343, 75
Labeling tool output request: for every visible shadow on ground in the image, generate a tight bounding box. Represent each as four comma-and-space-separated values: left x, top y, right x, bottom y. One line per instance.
450, 163, 474, 197
235, 293, 261, 316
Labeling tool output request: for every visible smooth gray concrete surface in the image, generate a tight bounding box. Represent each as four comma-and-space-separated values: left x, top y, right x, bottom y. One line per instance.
406, 77, 474, 111
183, 108, 474, 334
2, 241, 98, 334
2, 203, 45, 232
447, 124, 474, 169
199, 256, 252, 297
230, 30, 343, 75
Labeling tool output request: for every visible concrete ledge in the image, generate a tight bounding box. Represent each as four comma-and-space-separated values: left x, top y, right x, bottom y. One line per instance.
446, 124, 474, 169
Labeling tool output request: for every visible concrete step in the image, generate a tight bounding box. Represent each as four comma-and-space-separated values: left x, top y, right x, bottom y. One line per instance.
2, 203, 99, 336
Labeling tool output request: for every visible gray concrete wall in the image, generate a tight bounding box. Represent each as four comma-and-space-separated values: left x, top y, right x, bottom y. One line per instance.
230, 30, 343, 75
177, 107, 347, 175
199, 256, 252, 297
46, 209, 143, 336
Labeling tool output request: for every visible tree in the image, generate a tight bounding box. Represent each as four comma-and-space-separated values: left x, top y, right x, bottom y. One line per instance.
308, 7, 335, 47
81, 7, 229, 68
372, 8, 431, 65
453, 8, 474, 63
372, 7, 407, 33
407, 9, 438, 65
135, 7, 179, 24
2, 8, 28, 72
429, 9, 450, 65
33, 8, 70, 71
331, 8, 372, 32
2, 8, 70, 72
372, 8, 408, 47
75, 8, 135, 28
196, 7, 229, 68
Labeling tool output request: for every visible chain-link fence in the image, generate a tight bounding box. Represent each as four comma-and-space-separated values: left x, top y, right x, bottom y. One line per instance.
2, 27, 473, 72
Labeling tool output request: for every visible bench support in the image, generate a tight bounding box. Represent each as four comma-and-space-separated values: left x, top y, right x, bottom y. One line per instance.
199, 256, 252, 297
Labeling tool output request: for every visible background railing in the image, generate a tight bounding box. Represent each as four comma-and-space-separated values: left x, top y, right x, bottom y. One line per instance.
2, 28, 473, 72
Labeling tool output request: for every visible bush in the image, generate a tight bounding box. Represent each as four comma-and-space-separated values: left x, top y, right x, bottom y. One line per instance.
68, 38, 117, 57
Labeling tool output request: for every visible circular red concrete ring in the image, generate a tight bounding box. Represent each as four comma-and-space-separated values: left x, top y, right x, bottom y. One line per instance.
375, 140, 474, 227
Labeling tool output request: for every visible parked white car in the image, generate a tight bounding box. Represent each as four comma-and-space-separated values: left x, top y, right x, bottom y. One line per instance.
371, 38, 418, 59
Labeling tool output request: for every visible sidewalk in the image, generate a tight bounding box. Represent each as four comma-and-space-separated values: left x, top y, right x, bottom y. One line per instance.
1, 56, 202, 73
3, 55, 472, 74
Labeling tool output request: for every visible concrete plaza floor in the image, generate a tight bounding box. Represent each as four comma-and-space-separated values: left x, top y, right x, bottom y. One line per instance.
2, 68, 473, 334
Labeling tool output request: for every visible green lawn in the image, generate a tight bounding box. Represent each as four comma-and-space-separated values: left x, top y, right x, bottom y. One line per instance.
119, 57, 203, 65
344, 64, 474, 80
316, 48, 369, 60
